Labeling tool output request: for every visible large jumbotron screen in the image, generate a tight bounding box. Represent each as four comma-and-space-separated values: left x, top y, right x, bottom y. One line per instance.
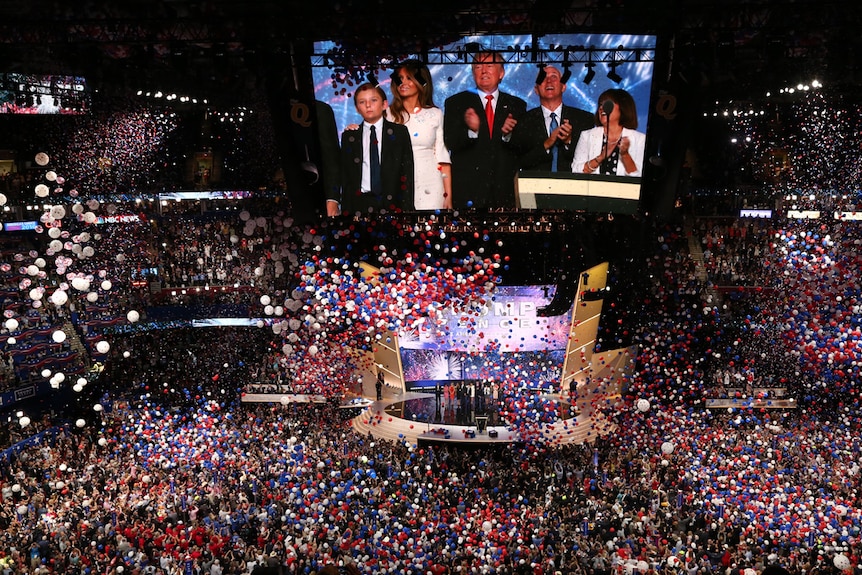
0, 73, 90, 114
312, 32, 657, 213
397, 285, 572, 390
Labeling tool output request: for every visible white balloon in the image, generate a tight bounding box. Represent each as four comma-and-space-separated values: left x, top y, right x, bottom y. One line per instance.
0, 193, 6, 206
93, 404, 103, 412
76, 419, 86, 428
50, 290, 68, 306
35, 184, 50, 197
127, 310, 140, 323
48, 226, 62, 239
71, 277, 90, 291
661, 441, 675, 455
100, 280, 112, 291
4, 318, 19, 331
95, 341, 110, 354
98, 437, 107, 446
834, 555, 850, 571
636, 399, 650, 412
52, 330, 67, 343
260, 295, 271, 306
86, 292, 99, 303
35, 152, 50, 166
19, 416, 31, 427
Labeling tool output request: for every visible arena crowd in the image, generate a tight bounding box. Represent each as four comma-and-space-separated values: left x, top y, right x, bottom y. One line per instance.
0, 196, 860, 575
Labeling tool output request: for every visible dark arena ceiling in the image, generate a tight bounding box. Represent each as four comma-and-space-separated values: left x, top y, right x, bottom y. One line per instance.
1, 0, 860, 233
0, 0, 860, 107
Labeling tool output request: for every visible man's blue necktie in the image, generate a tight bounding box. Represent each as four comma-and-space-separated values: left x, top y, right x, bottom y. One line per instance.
549, 112, 559, 172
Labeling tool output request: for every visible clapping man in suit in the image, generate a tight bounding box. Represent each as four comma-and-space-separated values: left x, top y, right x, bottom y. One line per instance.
444, 50, 526, 210
336, 83, 414, 215
512, 65, 595, 173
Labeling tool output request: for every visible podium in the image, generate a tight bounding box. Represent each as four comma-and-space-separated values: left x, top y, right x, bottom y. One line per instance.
475, 415, 488, 434
515, 171, 641, 214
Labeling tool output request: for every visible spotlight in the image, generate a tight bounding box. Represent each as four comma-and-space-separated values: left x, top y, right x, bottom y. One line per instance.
535, 64, 547, 85
583, 62, 596, 85
607, 64, 622, 83
560, 49, 572, 83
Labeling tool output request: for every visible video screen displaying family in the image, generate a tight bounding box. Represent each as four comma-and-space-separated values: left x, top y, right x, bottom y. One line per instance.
311, 33, 656, 213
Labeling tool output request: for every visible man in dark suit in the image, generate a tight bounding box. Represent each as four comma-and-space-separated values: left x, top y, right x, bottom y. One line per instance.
512, 65, 595, 173
336, 83, 414, 215
444, 50, 526, 210
316, 100, 343, 217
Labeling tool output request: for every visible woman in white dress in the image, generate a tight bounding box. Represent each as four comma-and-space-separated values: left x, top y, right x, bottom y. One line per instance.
571, 88, 646, 177
387, 60, 452, 210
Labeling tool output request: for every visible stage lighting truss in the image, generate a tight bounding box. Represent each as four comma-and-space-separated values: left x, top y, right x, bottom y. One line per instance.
310, 44, 654, 71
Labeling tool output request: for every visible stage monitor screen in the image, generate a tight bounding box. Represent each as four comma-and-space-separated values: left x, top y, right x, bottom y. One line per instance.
311, 33, 656, 213
0, 73, 90, 115
397, 285, 572, 390
740, 208, 772, 218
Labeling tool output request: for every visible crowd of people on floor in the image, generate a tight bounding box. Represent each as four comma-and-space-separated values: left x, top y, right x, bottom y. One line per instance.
0, 196, 860, 574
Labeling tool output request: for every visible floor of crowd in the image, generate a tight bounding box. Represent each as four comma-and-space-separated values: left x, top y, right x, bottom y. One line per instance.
0, 392, 859, 575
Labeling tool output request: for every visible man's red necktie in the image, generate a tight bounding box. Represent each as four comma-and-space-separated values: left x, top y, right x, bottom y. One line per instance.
484, 94, 494, 138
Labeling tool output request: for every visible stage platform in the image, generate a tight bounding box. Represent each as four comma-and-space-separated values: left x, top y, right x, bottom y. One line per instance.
349, 390, 617, 446
705, 397, 797, 409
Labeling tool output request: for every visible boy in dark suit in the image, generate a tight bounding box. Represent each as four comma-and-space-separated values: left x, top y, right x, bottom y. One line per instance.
443, 50, 526, 210
336, 83, 414, 215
